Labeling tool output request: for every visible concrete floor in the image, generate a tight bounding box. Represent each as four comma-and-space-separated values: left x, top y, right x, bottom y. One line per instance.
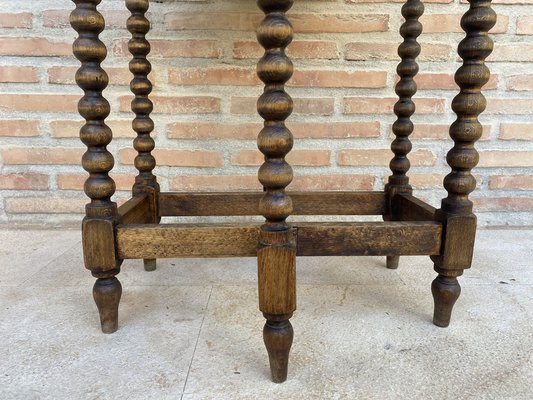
0, 228, 532, 400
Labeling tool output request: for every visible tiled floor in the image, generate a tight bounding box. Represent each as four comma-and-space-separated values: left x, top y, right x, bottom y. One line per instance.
0, 228, 532, 399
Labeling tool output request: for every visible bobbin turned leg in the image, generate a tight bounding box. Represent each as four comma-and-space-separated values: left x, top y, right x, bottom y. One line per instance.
256, 0, 296, 383
126, 0, 160, 272
431, 0, 496, 327
384, 0, 424, 270
71, 0, 123, 333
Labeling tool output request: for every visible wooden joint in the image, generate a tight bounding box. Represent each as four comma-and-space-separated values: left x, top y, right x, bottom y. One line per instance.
258, 228, 297, 316
432, 213, 477, 271
392, 193, 437, 222
117, 195, 151, 224
82, 218, 121, 272
133, 185, 160, 223
385, 185, 413, 220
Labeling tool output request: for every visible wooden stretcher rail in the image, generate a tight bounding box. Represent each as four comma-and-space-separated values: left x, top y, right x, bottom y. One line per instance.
116, 221, 442, 259
159, 191, 386, 216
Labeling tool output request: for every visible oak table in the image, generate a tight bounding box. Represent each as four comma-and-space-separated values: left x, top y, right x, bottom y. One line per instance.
70, 0, 496, 383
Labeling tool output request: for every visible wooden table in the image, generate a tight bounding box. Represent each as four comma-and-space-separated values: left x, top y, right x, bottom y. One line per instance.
70, 0, 496, 383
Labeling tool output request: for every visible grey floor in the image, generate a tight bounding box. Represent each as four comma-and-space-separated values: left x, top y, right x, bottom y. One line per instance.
0, 228, 532, 400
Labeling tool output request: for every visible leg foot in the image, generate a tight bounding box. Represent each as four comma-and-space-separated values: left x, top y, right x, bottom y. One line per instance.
263, 316, 293, 383
144, 258, 156, 272
431, 274, 461, 328
93, 276, 122, 333
386, 256, 400, 269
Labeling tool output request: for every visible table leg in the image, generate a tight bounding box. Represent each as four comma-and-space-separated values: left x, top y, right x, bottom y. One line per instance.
256, 0, 296, 383
71, 0, 122, 333
431, 0, 496, 327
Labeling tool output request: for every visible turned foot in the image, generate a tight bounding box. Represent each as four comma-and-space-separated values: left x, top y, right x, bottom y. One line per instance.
263, 316, 294, 383
144, 259, 156, 272
93, 276, 122, 333
431, 274, 461, 328
386, 256, 400, 269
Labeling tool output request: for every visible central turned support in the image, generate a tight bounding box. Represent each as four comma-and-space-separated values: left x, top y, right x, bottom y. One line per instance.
256, 0, 296, 383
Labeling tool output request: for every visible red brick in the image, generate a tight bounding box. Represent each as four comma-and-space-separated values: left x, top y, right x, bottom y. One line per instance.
120, 148, 223, 167
234, 40, 338, 60
420, 14, 508, 33
43, 10, 130, 29
0, 13, 32, 28
499, 123, 533, 140
345, 42, 452, 62
2, 148, 85, 165
473, 197, 533, 212
50, 120, 136, 139
410, 124, 491, 141
169, 67, 259, 86
231, 150, 331, 166
290, 70, 387, 88
119, 95, 220, 114
5, 198, 86, 214
165, 12, 261, 31
290, 122, 380, 139
478, 151, 533, 167
48, 66, 137, 86
517, 16, 533, 35
344, 97, 445, 114
415, 73, 498, 90
0, 66, 39, 83
489, 175, 533, 190
171, 175, 261, 192
338, 149, 436, 166
485, 99, 533, 115
167, 121, 380, 140
231, 97, 334, 115
0, 120, 39, 137
0, 174, 49, 190
507, 75, 533, 91
166, 12, 388, 33
0, 38, 71, 56
290, 13, 388, 33
489, 44, 533, 62
58, 174, 134, 191
168, 122, 261, 140
0, 94, 78, 112
290, 174, 375, 191
113, 39, 220, 58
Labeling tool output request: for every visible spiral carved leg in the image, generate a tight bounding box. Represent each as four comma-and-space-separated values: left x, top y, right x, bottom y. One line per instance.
386, 256, 400, 270
431, 274, 461, 327
263, 317, 294, 383
93, 274, 122, 333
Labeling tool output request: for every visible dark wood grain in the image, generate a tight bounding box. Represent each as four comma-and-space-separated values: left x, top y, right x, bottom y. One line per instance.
116, 223, 259, 259
431, 0, 496, 328
393, 193, 436, 222
71, 0, 122, 334
117, 194, 151, 224
296, 222, 442, 257
116, 221, 442, 259
159, 191, 386, 217
256, 0, 296, 383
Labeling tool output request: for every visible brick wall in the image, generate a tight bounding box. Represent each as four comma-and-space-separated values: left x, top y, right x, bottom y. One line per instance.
0, 0, 532, 226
